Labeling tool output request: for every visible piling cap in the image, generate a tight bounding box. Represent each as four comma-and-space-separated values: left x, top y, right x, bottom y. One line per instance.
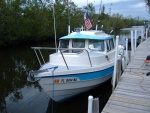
116, 35, 119, 39
88, 95, 93, 100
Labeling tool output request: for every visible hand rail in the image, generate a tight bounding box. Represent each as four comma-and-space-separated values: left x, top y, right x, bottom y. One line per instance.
31, 47, 92, 70
59, 49, 69, 70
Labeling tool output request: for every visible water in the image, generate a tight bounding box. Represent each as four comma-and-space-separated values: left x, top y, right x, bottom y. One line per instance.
0, 40, 112, 113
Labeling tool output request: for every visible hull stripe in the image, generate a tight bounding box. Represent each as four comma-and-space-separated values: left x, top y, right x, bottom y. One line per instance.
39, 66, 114, 81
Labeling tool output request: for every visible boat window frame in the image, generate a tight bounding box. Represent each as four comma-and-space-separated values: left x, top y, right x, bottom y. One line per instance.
106, 38, 115, 52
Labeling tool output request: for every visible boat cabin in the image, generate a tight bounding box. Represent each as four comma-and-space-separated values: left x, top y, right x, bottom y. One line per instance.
58, 30, 115, 53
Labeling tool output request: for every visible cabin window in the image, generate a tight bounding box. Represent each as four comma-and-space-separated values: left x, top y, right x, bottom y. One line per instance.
72, 39, 85, 48
106, 39, 114, 51
88, 40, 104, 51
59, 39, 69, 48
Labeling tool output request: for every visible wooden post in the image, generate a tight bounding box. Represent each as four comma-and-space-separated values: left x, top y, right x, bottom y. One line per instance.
134, 29, 137, 50
146, 28, 148, 39
141, 28, 144, 43
130, 30, 134, 56
125, 38, 129, 64
116, 59, 122, 83
93, 98, 99, 113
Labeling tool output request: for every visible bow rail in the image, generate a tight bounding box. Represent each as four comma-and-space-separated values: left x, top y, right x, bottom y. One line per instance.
31, 47, 92, 70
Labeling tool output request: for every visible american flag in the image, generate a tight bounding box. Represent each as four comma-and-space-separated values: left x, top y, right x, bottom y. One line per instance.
84, 12, 92, 30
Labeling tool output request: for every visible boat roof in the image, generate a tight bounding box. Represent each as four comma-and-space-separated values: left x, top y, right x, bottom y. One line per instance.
120, 26, 145, 31
59, 30, 114, 40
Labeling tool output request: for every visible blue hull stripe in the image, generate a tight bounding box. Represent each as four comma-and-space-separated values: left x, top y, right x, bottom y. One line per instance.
79, 66, 114, 80
40, 66, 114, 81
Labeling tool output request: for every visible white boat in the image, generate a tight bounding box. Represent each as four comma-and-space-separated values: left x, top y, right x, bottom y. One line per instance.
120, 26, 146, 44
28, 29, 124, 102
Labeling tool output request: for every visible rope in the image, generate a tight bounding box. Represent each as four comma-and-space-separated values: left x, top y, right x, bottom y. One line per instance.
129, 71, 150, 92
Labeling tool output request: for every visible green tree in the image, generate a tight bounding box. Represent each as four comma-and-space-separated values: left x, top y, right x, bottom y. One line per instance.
146, 0, 150, 13
0, 0, 147, 46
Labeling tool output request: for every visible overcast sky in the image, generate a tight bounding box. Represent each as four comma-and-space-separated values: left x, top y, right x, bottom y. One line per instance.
72, 0, 150, 20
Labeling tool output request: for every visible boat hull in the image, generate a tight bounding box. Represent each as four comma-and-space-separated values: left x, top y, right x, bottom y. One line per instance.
38, 66, 113, 102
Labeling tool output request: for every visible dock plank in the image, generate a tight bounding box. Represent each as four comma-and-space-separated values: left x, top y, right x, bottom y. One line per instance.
102, 38, 150, 113
103, 100, 150, 113
113, 92, 150, 105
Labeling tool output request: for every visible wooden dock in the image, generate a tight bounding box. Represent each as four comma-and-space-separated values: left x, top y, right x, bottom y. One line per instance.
102, 38, 150, 113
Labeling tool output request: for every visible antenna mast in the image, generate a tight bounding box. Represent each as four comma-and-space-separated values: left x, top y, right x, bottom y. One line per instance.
52, 0, 57, 52
99, 0, 102, 14
68, 0, 71, 34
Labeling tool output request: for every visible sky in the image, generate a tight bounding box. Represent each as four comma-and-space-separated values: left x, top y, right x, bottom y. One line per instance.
71, 0, 150, 20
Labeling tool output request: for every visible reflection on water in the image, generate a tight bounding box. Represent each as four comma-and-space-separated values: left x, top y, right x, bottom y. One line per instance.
0, 40, 55, 113
0, 40, 112, 113
46, 80, 112, 113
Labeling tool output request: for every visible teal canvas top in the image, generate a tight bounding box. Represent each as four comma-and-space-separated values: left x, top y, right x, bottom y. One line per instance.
59, 33, 114, 40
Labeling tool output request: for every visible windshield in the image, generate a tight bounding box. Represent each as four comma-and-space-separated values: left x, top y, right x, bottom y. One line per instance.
59, 39, 69, 48
89, 40, 104, 51
72, 39, 85, 48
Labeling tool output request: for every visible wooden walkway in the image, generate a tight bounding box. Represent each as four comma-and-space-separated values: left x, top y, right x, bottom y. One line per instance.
102, 38, 150, 113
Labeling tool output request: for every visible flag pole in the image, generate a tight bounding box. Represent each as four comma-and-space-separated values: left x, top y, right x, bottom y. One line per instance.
87, 0, 88, 7
99, 0, 102, 14
85, 0, 88, 30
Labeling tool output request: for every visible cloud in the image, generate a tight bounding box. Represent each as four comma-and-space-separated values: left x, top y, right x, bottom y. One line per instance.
72, 0, 131, 8
71, 0, 149, 19
101, 0, 131, 4
130, 2, 146, 8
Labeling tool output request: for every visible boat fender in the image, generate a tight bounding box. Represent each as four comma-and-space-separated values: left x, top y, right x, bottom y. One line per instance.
121, 57, 126, 71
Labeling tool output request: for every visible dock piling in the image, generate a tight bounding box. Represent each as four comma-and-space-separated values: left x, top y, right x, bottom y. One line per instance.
88, 95, 93, 113
112, 35, 119, 91
87, 96, 99, 113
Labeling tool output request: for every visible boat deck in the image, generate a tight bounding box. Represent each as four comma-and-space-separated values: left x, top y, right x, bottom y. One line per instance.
102, 38, 150, 113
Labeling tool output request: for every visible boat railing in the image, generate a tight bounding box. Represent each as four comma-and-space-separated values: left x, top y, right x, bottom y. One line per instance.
31, 47, 92, 70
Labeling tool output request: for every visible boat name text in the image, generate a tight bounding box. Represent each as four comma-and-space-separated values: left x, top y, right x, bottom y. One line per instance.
54, 77, 80, 83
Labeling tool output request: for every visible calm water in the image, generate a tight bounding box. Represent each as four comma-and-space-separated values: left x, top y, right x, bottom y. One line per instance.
0, 33, 132, 113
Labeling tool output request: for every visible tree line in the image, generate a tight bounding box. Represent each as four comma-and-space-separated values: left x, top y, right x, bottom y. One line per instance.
0, 0, 146, 46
